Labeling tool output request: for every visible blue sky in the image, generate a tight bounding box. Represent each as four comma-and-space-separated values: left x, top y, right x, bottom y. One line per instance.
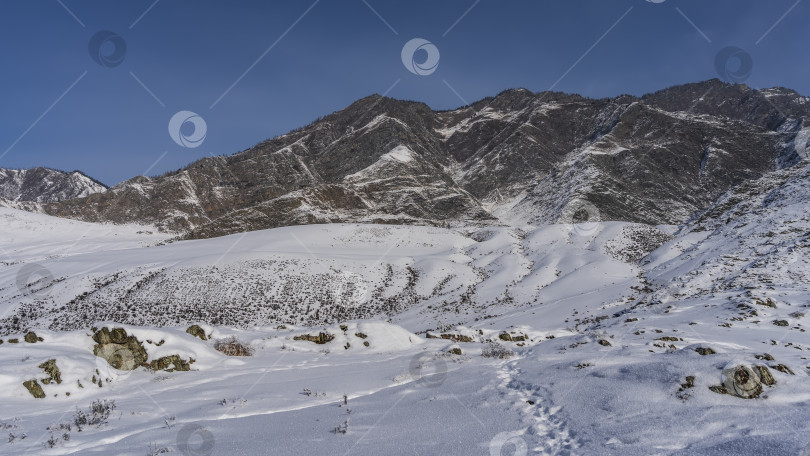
0, 0, 808, 186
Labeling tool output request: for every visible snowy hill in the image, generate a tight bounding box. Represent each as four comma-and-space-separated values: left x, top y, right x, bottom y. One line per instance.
0, 209, 665, 333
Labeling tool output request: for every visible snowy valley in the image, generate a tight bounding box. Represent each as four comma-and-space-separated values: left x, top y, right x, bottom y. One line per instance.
0, 160, 808, 455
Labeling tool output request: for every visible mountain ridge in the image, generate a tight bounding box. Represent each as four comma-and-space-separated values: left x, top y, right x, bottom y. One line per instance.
0, 167, 107, 204
4, 79, 807, 238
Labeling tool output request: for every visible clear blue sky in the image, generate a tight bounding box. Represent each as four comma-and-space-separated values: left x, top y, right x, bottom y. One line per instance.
1, 0, 807, 186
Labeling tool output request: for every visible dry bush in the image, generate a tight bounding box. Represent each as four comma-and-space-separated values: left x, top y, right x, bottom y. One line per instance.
481, 342, 515, 359
73, 399, 116, 431
213, 336, 255, 356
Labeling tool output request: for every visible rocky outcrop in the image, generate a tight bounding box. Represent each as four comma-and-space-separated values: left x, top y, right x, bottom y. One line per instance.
92, 327, 195, 374
91, 327, 148, 370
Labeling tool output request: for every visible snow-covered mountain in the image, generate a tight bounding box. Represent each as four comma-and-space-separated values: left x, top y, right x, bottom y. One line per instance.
33, 80, 810, 238
0, 167, 106, 204
2, 80, 810, 455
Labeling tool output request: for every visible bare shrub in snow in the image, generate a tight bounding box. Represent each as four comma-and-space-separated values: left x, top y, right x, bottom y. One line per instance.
147, 441, 171, 455
482, 342, 515, 359
302, 388, 326, 397
73, 399, 116, 430
333, 420, 349, 435
213, 336, 254, 356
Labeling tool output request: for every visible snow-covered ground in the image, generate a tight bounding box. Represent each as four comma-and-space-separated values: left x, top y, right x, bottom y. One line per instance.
1, 164, 809, 455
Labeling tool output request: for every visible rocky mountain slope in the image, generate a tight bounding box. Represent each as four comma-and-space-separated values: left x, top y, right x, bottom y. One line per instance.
0, 167, 106, 204
36, 80, 810, 238
3, 159, 807, 335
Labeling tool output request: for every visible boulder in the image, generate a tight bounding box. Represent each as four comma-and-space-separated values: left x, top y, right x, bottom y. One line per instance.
92, 327, 148, 370
23, 379, 45, 399
186, 325, 208, 341
711, 364, 775, 399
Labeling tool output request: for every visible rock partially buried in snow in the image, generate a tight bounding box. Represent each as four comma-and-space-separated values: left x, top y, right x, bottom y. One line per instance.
24, 331, 42, 343
23, 379, 45, 399
186, 324, 208, 341
770, 364, 795, 375
38, 359, 62, 385
92, 327, 148, 370
145, 355, 194, 372
710, 364, 775, 399
755, 365, 776, 386
293, 332, 335, 344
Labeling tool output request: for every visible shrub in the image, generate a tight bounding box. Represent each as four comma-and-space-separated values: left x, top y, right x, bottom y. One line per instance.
214, 336, 254, 357
73, 400, 116, 430
482, 342, 514, 359
333, 420, 349, 435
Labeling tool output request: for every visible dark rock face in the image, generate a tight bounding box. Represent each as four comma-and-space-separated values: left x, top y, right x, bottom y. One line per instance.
0, 167, 106, 203
38, 80, 810, 238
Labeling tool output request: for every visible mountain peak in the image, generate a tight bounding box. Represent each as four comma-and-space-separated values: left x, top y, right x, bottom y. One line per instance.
0, 167, 107, 203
